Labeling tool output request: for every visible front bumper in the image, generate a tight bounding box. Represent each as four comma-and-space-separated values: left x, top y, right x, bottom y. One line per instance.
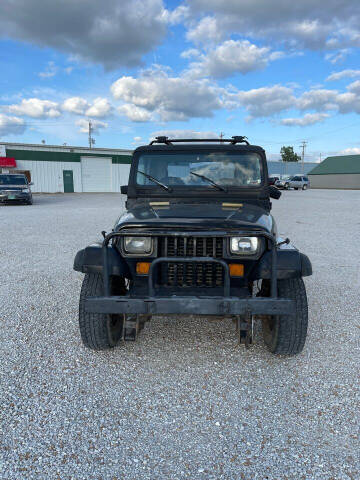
0, 192, 31, 202
84, 230, 294, 317
85, 295, 294, 316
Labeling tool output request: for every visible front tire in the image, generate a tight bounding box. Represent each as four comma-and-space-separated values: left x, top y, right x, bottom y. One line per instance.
302, 184, 307, 190
262, 278, 308, 356
79, 273, 125, 350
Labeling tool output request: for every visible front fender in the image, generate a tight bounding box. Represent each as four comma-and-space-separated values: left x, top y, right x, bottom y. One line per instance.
73, 242, 130, 277
250, 249, 312, 280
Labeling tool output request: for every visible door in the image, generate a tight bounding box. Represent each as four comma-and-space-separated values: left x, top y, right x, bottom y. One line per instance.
81, 157, 111, 192
291, 176, 301, 188
63, 170, 74, 193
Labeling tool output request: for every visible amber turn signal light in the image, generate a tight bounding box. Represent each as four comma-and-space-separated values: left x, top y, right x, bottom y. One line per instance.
229, 264, 244, 277
136, 262, 151, 275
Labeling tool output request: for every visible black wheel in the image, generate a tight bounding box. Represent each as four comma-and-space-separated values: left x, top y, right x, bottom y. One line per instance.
79, 273, 126, 350
261, 278, 308, 356
302, 184, 307, 190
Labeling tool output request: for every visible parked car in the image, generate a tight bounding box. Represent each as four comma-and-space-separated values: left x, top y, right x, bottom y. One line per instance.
0, 173, 33, 204
275, 176, 291, 189
288, 175, 310, 190
74, 136, 312, 356
275, 175, 310, 190
268, 176, 280, 186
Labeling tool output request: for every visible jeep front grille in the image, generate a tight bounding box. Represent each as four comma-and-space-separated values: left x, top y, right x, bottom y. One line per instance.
158, 236, 224, 287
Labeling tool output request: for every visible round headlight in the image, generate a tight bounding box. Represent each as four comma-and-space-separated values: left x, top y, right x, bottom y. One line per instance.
230, 236, 259, 255
124, 236, 153, 254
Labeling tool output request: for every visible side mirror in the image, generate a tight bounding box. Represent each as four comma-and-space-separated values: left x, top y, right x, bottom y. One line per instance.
120, 185, 128, 195
269, 185, 281, 199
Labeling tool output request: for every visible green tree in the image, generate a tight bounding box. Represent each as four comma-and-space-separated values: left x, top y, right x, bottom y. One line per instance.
280, 146, 301, 162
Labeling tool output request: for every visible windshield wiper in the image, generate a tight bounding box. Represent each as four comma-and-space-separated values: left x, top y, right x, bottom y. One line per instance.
190, 171, 227, 192
137, 171, 172, 192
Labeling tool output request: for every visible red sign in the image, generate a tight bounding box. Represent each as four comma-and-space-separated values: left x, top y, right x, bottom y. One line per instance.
0, 157, 17, 167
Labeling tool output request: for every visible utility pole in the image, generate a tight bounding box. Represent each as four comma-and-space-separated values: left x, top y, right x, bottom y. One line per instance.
219, 132, 225, 143
299, 141, 307, 174
319, 152, 322, 163
88, 120, 95, 148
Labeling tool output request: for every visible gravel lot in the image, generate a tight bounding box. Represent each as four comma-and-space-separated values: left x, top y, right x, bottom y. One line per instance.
1, 190, 359, 479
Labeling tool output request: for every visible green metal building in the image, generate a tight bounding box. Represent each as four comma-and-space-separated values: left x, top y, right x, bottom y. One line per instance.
0, 142, 132, 192
308, 155, 360, 189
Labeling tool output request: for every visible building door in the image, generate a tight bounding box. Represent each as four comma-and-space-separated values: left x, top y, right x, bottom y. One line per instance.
81, 157, 112, 192
63, 170, 74, 193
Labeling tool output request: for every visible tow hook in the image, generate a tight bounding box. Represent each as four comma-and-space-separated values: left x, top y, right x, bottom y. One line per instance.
236, 309, 254, 348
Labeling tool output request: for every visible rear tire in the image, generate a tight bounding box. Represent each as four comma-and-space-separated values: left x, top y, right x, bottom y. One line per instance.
79, 273, 125, 350
262, 278, 308, 356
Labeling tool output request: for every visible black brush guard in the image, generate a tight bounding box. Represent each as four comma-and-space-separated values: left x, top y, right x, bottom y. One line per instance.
85, 228, 294, 316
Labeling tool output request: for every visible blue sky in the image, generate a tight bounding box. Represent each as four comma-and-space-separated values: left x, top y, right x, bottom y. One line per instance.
1, 0, 360, 160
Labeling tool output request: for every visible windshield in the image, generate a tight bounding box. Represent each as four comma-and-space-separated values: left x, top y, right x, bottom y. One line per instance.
0, 174, 27, 185
136, 152, 262, 187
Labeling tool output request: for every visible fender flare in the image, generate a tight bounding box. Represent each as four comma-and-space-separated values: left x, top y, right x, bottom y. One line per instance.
250, 249, 312, 280
73, 242, 130, 277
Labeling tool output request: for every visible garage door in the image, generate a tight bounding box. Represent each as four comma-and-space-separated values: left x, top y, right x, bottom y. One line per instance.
81, 157, 112, 192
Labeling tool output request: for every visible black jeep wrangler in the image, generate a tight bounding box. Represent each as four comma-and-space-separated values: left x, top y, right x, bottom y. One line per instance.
74, 136, 312, 355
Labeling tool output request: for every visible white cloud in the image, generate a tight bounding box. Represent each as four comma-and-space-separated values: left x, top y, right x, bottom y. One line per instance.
327, 69, 360, 81
85, 97, 112, 118
118, 104, 152, 122
39, 61, 58, 78
8, 98, 61, 118
186, 16, 223, 45
0, 0, 170, 69
62, 97, 112, 117
76, 119, 108, 134
325, 49, 350, 64
340, 147, 360, 154
281, 113, 330, 126
229, 85, 295, 119
166, 5, 190, 24
347, 80, 360, 95
296, 84, 360, 114
131, 136, 143, 145
180, 48, 201, 59
0, 114, 26, 137
187, 40, 283, 78
185, 1, 360, 54
297, 89, 339, 111
62, 97, 89, 115
111, 69, 224, 121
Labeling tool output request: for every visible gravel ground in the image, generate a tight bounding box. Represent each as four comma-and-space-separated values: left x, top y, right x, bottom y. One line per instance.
1, 190, 359, 480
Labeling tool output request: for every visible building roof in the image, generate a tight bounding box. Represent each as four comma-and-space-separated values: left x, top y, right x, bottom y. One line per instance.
308, 155, 360, 175
0, 141, 132, 155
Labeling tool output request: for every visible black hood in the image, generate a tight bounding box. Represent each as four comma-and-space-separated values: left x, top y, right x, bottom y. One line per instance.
115, 201, 274, 233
